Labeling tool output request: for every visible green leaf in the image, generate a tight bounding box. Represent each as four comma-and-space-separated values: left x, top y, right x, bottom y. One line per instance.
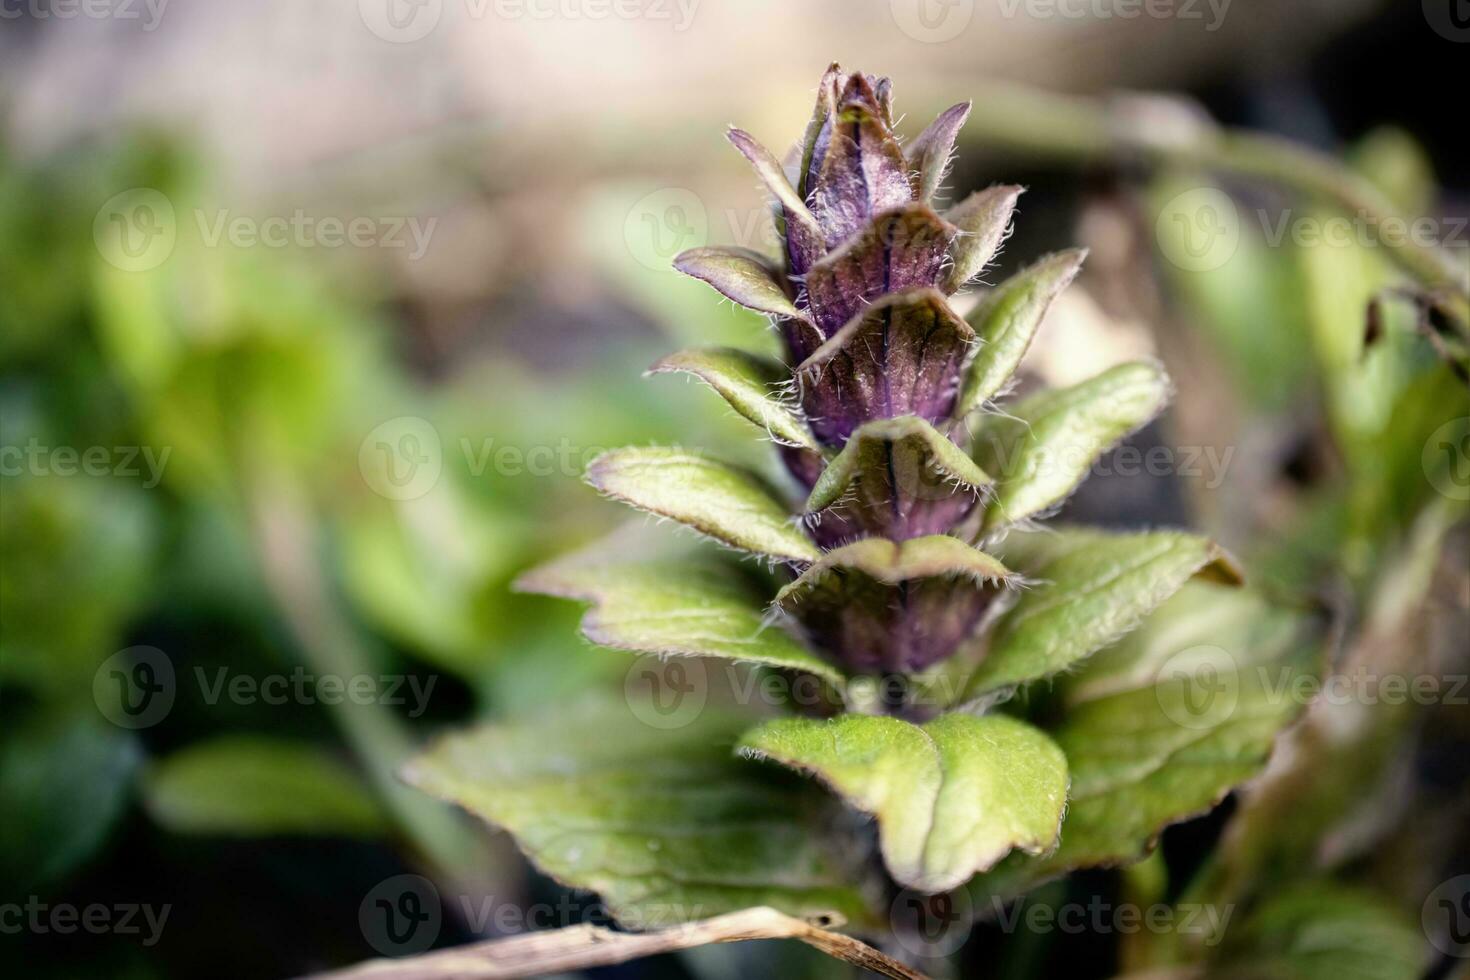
587, 447, 818, 562
406, 697, 875, 929
672, 248, 803, 320
1208, 883, 1425, 980
1, 712, 142, 893
943, 185, 1022, 292
961, 528, 1241, 702
739, 713, 1067, 893
649, 347, 818, 452
970, 581, 1318, 902
516, 529, 844, 687
775, 534, 1011, 611
806, 416, 991, 515
143, 736, 387, 838
974, 361, 1172, 531
955, 250, 1087, 416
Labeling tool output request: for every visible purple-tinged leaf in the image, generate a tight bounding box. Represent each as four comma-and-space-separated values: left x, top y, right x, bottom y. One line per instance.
805, 416, 990, 545
907, 102, 972, 202
728, 128, 826, 275
797, 288, 974, 446
774, 535, 1011, 675
802, 205, 957, 337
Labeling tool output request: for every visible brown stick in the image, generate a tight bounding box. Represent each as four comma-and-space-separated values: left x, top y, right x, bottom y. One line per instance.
300, 907, 929, 980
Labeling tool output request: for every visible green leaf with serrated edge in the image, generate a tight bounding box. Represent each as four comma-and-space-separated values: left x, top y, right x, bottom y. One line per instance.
406, 697, 876, 930
1206, 883, 1425, 980
648, 347, 818, 452
954, 250, 1087, 416
943, 185, 1022, 293
969, 582, 1318, 903
974, 361, 1172, 531
587, 447, 818, 563
775, 535, 1010, 611
515, 531, 844, 688
806, 417, 991, 515
143, 737, 387, 838
907, 102, 972, 201
960, 528, 1242, 702
739, 713, 1066, 893
672, 247, 802, 319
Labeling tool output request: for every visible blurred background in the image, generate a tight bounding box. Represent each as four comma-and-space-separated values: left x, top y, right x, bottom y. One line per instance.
2, 1, 1467, 977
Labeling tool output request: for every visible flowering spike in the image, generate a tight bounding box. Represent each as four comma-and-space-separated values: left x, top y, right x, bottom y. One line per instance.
549, 66, 1196, 681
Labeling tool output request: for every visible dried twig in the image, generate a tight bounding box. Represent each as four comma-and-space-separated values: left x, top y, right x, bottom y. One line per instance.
301, 907, 929, 980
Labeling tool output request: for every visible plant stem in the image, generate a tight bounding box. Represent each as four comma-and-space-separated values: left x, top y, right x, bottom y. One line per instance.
245, 466, 494, 885
299, 906, 930, 980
